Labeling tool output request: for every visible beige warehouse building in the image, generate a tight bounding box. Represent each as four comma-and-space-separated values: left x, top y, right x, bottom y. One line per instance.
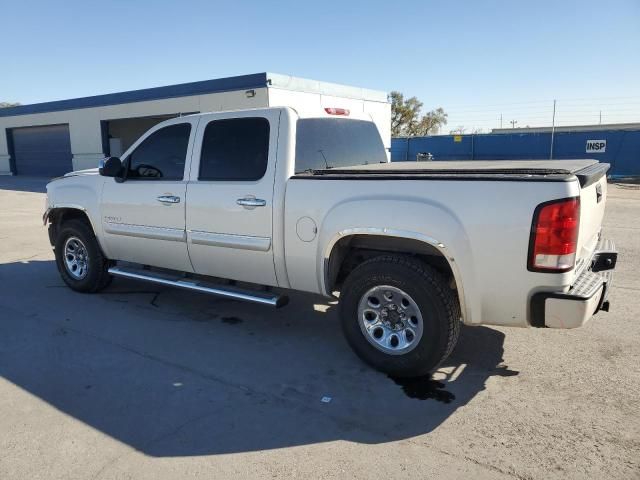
0, 73, 390, 177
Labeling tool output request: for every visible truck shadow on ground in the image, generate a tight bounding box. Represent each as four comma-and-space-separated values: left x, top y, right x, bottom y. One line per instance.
0, 259, 518, 457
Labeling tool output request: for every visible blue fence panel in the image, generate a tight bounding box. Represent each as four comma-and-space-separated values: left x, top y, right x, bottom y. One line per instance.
551, 130, 640, 176
474, 133, 551, 160
391, 129, 640, 177
405, 136, 472, 161
613, 131, 640, 176
390, 138, 409, 161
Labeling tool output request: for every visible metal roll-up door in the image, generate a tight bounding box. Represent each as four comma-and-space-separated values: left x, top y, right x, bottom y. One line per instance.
11, 124, 73, 176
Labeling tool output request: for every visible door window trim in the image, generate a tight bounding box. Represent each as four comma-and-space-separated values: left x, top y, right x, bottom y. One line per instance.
122, 122, 193, 182
197, 117, 271, 182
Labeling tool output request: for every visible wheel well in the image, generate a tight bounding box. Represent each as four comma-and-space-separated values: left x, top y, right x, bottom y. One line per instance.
326, 235, 457, 294
46, 208, 93, 247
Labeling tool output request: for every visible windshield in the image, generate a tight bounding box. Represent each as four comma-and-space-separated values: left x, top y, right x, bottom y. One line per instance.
295, 118, 387, 173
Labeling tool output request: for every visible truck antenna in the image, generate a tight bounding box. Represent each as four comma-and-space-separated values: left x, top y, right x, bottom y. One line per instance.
318, 150, 330, 169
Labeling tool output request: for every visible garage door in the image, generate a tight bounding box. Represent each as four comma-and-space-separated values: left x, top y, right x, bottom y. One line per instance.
11, 124, 73, 177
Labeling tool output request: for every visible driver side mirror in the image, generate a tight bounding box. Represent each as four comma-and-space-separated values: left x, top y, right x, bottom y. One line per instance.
99, 157, 123, 178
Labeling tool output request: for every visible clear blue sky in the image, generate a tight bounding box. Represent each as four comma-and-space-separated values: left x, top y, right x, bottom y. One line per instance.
2, 0, 639, 131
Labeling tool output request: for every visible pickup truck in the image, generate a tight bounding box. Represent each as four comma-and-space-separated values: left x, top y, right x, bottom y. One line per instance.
44, 107, 617, 377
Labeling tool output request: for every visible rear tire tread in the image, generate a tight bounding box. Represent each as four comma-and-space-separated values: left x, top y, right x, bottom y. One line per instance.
340, 254, 461, 377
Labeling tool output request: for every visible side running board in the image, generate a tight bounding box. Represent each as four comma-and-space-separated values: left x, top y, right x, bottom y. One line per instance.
108, 266, 289, 308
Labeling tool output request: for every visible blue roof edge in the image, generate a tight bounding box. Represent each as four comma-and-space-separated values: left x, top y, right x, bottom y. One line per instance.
0, 73, 270, 118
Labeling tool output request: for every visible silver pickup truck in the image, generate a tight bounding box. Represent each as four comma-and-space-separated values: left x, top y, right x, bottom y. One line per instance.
44, 107, 617, 377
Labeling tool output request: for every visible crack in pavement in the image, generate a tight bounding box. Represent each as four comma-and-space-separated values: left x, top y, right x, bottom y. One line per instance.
433, 447, 528, 480
91, 409, 227, 480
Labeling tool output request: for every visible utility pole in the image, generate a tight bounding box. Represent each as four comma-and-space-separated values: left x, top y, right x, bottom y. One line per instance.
509, 119, 518, 128
550, 99, 557, 159
500, 114, 503, 129
599, 110, 602, 125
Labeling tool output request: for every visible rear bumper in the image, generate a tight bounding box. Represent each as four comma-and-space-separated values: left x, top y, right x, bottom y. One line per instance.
531, 238, 616, 329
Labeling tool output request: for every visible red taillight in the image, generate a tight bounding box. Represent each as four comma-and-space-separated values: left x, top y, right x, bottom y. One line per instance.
324, 107, 350, 116
528, 197, 580, 272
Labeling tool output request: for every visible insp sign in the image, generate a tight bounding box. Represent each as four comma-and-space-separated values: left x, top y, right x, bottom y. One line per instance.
586, 140, 606, 153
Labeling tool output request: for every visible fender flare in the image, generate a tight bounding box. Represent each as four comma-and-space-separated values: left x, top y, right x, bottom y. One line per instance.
321, 227, 469, 324
44, 204, 105, 253
43, 203, 88, 224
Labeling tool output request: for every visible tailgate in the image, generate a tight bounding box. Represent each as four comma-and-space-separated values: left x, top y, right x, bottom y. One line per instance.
574, 164, 610, 276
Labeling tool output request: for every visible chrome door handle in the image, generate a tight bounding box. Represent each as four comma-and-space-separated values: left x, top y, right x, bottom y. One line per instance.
237, 197, 266, 208
157, 195, 181, 204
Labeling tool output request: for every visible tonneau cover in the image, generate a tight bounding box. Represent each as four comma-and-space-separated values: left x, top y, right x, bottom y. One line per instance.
331, 159, 599, 173
299, 160, 609, 187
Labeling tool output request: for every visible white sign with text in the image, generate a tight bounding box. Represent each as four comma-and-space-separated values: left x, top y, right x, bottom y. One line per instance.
586, 140, 606, 153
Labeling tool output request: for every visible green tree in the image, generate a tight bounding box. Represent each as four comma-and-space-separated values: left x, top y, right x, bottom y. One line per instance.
390, 91, 447, 137
0, 102, 20, 108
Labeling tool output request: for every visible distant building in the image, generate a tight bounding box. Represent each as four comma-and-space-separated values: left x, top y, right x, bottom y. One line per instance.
0, 73, 390, 177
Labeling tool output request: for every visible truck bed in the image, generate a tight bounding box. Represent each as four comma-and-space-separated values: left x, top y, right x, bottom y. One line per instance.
296, 160, 609, 187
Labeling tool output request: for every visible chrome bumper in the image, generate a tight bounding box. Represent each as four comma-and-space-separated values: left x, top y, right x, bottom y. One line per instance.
531, 238, 616, 329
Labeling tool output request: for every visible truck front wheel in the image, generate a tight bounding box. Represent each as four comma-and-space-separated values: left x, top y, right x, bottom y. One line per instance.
54, 219, 112, 293
339, 255, 461, 377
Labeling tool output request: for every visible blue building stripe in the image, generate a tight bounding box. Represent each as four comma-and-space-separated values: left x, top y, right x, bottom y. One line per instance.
0, 73, 269, 118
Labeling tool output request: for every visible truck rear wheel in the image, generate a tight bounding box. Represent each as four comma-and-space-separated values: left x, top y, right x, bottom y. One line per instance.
339, 255, 460, 377
54, 219, 112, 293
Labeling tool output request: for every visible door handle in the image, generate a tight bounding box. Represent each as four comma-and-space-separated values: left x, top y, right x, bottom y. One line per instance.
237, 197, 267, 208
157, 195, 181, 204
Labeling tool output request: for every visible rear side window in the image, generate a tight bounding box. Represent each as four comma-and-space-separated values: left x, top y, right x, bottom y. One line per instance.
127, 123, 191, 180
295, 118, 387, 173
199, 118, 270, 181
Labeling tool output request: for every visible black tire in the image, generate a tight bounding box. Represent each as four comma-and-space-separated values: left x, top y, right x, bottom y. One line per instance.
54, 219, 112, 293
339, 255, 461, 377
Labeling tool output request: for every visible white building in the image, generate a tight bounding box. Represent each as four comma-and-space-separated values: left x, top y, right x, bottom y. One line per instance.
0, 73, 390, 176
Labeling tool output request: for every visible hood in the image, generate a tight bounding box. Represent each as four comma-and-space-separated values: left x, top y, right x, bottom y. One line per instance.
48, 167, 100, 184
64, 168, 100, 177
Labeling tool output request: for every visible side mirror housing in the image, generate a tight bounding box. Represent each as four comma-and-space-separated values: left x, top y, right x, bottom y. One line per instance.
99, 157, 123, 178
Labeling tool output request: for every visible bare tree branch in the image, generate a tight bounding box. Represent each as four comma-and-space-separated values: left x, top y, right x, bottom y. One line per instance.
390, 92, 447, 137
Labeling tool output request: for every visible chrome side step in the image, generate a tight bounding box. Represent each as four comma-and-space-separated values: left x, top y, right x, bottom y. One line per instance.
108, 266, 289, 308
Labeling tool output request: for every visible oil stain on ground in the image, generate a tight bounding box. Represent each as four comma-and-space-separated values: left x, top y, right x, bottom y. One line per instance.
221, 316, 243, 325
389, 375, 455, 403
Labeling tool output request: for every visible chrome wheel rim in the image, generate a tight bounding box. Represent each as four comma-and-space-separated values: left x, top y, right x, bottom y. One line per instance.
63, 236, 89, 280
357, 285, 424, 355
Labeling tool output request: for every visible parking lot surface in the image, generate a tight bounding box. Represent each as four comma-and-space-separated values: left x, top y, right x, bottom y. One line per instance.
0, 177, 638, 479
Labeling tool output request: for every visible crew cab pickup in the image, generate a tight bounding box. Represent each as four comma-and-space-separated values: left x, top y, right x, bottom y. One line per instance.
44, 107, 617, 377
